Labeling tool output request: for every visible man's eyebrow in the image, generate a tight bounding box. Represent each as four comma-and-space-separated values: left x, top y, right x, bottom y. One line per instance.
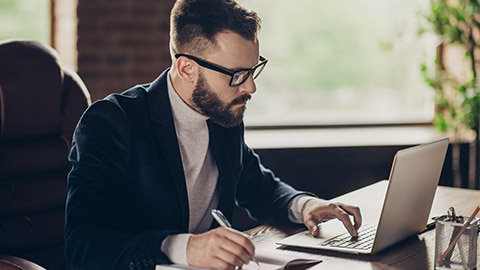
229, 61, 258, 72
229, 66, 249, 72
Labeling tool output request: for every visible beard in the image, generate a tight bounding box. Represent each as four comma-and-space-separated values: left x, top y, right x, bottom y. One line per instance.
191, 73, 251, 128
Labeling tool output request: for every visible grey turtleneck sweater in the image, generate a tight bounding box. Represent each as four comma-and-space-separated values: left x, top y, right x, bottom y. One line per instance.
166, 72, 220, 234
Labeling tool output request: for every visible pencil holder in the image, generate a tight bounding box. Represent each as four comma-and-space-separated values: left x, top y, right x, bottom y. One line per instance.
434, 216, 479, 269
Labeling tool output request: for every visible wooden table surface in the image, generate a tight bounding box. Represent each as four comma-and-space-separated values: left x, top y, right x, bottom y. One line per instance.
246, 183, 480, 270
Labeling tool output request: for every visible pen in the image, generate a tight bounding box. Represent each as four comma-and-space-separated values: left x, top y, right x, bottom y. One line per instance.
211, 209, 260, 267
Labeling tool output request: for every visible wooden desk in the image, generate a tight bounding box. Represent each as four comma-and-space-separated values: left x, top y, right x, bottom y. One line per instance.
246, 183, 480, 270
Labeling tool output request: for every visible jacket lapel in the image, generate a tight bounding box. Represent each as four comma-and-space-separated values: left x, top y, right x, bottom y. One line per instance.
146, 69, 189, 232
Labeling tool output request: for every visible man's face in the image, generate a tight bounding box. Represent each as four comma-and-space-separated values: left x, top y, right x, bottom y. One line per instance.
190, 31, 259, 128
192, 71, 251, 127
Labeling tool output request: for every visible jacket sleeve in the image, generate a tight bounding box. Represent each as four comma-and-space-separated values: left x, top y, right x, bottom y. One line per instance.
64, 100, 178, 270
234, 126, 315, 227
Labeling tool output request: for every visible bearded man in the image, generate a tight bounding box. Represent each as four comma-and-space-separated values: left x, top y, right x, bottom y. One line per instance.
64, 1, 361, 269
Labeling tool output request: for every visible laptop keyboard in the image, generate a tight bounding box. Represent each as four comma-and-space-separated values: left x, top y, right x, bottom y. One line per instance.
320, 224, 377, 250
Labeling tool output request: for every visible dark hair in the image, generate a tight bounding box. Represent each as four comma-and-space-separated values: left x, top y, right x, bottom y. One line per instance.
170, 0, 261, 56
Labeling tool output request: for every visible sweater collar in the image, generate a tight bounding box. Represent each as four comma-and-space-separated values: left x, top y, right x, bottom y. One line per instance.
167, 71, 209, 129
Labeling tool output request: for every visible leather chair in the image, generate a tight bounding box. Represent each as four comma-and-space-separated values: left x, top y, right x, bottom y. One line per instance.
0, 39, 91, 270
0, 255, 46, 270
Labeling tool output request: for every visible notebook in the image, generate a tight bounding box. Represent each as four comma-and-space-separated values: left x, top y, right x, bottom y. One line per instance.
277, 138, 449, 254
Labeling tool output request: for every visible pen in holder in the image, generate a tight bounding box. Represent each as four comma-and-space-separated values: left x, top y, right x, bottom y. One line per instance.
434, 206, 479, 270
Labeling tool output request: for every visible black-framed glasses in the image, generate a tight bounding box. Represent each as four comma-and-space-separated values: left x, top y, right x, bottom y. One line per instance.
175, 53, 268, 87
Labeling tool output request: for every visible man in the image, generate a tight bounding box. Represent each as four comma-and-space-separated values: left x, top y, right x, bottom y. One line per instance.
65, 0, 362, 269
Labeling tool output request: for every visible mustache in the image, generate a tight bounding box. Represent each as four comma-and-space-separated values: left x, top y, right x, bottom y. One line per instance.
230, 94, 251, 106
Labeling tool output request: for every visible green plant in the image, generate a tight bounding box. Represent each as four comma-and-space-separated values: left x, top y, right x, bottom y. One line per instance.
421, 0, 480, 188
422, 0, 480, 133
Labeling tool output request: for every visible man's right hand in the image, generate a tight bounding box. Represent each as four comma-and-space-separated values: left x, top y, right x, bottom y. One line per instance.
186, 227, 255, 270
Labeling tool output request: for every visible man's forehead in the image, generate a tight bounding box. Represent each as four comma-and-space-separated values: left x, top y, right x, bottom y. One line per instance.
208, 31, 259, 69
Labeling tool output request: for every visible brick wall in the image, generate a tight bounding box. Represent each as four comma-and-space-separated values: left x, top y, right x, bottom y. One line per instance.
76, 0, 175, 101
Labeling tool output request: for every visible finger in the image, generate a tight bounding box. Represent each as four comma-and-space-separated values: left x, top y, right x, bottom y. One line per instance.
221, 227, 256, 257
213, 227, 254, 264
339, 204, 362, 230
214, 245, 247, 268
218, 238, 252, 265
304, 218, 321, 237
332, 206, 358, 237
209, 257, 236, 270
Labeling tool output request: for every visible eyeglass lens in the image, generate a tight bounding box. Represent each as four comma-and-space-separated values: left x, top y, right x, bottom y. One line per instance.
232, 72, 249, 86
253, 63, 265, 79
231, 62, 266, 86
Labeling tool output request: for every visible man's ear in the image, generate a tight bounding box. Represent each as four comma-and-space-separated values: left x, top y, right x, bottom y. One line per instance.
176, 56, 197, 84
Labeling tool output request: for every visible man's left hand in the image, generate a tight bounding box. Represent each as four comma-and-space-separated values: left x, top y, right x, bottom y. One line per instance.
302, 198, 362, 237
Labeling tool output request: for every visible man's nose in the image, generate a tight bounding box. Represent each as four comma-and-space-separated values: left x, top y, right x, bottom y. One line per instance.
239, 74, 256, 95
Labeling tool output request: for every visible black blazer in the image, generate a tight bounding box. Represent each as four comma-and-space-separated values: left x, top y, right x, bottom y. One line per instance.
64, 69, 306, 270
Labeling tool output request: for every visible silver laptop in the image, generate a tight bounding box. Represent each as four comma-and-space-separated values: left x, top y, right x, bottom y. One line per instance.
277, 138, 449, 254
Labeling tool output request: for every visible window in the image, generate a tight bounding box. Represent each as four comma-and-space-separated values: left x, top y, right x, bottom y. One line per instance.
0, 0, 51, 44
238, 0, 437, 126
